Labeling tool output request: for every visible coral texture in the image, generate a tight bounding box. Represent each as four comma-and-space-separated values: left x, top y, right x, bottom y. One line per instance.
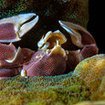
0, 74, 90, 105
73, 54, 105, 101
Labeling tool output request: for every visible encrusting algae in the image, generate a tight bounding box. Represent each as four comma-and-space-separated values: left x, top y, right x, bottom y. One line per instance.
0, 75, 90, 105
73, 54, 105, 92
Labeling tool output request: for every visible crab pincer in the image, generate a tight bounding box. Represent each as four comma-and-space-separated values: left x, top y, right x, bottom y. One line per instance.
0, 13, 39, 42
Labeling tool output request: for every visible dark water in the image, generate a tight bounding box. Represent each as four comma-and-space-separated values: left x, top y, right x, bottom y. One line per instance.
88, 0, 105, 53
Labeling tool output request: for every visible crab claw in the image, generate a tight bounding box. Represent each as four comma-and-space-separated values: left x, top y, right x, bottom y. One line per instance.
59, 20, 96, 48
59, 20, 98, 57
58, 20, 99, 72
5, 47, 34, 64
0, 13, 39, 43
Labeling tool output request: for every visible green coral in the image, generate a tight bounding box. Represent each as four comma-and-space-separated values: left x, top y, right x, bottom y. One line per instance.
0, 74, 90, 105
0, 0, 4, 8
0, 0, 31, 18
62, 0, 89, 27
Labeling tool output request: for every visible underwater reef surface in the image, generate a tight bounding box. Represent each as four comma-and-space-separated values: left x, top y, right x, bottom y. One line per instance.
0, 54, 105, 105
74, 54, 105, 100
0, 74, 90, 105
75, 101, 105, 105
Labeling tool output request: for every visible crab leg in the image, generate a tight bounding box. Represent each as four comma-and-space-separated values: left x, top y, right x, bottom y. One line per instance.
58, 20, 99, 71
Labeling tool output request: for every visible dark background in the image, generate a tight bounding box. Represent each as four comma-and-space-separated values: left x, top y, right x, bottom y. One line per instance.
88, 0, 105, 53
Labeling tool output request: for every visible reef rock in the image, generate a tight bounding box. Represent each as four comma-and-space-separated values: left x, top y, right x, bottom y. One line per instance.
74, 101, 105, 105
73, 54, 105, 92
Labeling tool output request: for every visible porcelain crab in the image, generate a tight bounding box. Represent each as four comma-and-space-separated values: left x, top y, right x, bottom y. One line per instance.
0, 13, 98, 78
